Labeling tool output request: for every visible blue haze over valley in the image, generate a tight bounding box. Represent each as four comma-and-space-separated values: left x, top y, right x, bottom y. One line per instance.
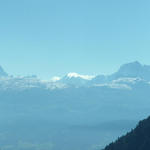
0, 61, 150, 150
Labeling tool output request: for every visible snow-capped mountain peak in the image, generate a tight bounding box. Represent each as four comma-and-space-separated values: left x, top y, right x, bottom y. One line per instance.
66, 72, 94, 80
1, 61, 150, 90
50, 76, 61, 82
54, 73, 95, 86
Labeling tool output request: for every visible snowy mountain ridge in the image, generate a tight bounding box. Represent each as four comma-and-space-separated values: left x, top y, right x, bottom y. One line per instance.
0, 61, 150, 90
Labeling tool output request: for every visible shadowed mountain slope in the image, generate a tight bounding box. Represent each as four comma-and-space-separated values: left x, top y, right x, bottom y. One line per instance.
103, 116, 150, 150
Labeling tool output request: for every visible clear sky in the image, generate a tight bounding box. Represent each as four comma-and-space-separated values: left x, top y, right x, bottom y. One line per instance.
0, 0, 150, 79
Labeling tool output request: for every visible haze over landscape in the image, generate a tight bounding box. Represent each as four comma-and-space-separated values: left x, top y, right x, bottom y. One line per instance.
1, 0, 150, 150
0, 61, 149, 149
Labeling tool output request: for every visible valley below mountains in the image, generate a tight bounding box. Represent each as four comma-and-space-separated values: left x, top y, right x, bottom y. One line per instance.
0, 61, 150, 150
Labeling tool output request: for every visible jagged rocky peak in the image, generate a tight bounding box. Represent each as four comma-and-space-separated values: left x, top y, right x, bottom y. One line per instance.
118, 61, 142, 74
91, 61, 150, 84
115, 61, 150, 80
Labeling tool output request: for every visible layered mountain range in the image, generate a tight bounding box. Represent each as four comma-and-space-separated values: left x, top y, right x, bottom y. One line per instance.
0, 61, 150, 150
1, 61, 150, 90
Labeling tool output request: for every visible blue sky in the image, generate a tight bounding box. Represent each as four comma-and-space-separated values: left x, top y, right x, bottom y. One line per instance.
0, 0, 150, 79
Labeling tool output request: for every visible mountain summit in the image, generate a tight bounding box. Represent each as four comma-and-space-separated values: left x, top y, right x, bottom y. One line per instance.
112, 61, 150, 80
117, 61, 142, 76
58, 72, 94, 86
115, 61, 145, 76
1, 61, 150, 88
92, 61, 150, 84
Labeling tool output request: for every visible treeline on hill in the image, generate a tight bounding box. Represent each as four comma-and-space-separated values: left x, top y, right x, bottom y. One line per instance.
103, 116, 150, 150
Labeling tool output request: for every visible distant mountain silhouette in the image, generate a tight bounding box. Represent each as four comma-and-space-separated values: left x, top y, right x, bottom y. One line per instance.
103, 116, 150, 150
112, 61, 150, 80
1, 61, 150, 88
91, 61, 150, 84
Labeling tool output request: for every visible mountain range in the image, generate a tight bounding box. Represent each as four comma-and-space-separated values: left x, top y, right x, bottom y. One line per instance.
0, 61, 150, 150
1, 61, 150, 90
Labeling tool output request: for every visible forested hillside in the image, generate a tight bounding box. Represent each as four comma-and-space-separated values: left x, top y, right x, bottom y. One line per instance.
104, 116, 150, 150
